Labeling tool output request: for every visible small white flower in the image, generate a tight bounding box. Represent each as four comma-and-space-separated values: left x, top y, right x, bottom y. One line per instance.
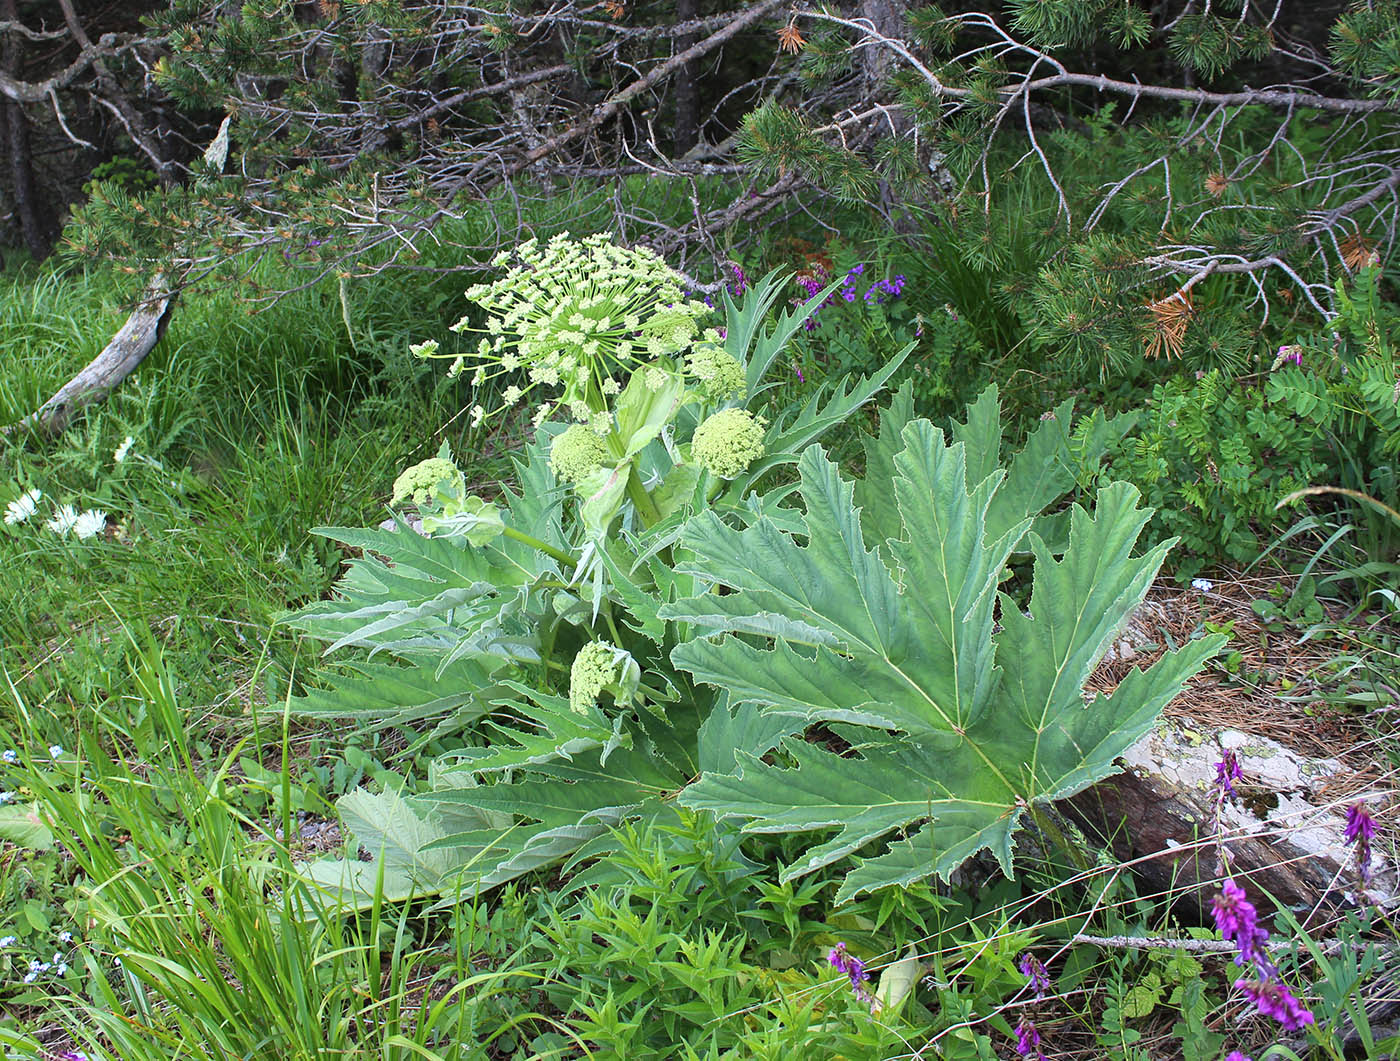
48, 744, 64, 757
2, 749, 16, 763
4, 488, 41, 525
23, 972, 36, 983
51, 952, 61, 964
55, 962, 68, 976
73, 509, 108, 540
47, 504, 79, 536
113, 436, 135, 463
0, 791, 14, 805
1190, 578, 1214, 594
58, 931, 73, 943
0, 936, 15, 947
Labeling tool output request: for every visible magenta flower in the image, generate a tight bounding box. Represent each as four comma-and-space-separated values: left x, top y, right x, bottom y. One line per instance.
828, 941, 875, 1008
1235, 977, 1315, 1031
1212, 879, 1271, 969
1214, 749, 1242, 800
1018, 952, 1050, 999
1014, 1015, 1045, 1059
1225, 1053, 1253, 1061
1344, 802, 1377, 881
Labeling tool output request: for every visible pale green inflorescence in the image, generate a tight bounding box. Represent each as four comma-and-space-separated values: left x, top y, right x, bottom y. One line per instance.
391, 457, 460, 505
685, 334, 746, 402
691, 408, 766, 479
569, 640, 618, 714
447, 233, 710, 425
549, 423, 612, 484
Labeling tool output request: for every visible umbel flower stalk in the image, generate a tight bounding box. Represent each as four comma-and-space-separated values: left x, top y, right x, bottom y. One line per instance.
430, 232, 711, 429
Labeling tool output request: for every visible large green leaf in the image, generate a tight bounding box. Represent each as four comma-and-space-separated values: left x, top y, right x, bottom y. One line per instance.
668, 423, 1222, 901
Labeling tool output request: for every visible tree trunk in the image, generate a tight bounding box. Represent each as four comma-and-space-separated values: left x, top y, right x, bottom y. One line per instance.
856, 0, 904, 99
1, 0, 56, 259
673, 0, 699, 155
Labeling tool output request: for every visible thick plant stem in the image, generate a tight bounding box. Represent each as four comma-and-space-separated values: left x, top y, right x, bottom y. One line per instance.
625, 466, 662, 527
502, 525, 577, 568
1027, 803, 1093, 873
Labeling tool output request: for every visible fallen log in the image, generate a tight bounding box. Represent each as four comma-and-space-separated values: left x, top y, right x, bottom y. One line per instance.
5, 273, 174, 438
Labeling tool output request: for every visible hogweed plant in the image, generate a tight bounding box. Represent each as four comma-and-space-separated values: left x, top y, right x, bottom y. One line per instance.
285, 236, 1217, 911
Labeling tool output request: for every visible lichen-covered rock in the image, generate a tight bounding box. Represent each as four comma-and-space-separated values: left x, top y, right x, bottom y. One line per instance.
1068, 714, 1394, 910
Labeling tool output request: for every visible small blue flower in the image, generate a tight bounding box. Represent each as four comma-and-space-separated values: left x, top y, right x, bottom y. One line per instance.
48, 744, 64, 757
0, 791, 14, 805
2, 749, 16, 763
58, 931, 73, 943
0, 936, 16, 947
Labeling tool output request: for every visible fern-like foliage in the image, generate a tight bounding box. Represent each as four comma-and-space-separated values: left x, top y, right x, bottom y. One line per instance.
667, 415, 1223, 902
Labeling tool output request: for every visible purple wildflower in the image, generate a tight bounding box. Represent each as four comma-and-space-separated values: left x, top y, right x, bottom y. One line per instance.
828, 941, 876, 1008
1211, 879, 1271, 970
793, 360, 805, 383
1018, 953, 1050, 999
1225, 1053, 1252, 1061
728, 263, 749, 297
1344, 802, 1377, 881
1013, 1015, 1045, 1059
1235, 978, 1315, 1031
1214, 749, 1242, 801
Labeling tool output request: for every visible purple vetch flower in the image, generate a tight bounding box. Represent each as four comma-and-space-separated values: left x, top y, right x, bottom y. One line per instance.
1211, 879, 1271, 970
1234, 977, 1315, 1031
1013, 1015, 1045, 1059
1276, 344, 1303, 366
1214, 749, 1242, 801
1344, 802, 1378, 881
827, 941, 876, 1008
1018, 953, 1050, 999
727, 263, 749, 296
793, 360, 805, 383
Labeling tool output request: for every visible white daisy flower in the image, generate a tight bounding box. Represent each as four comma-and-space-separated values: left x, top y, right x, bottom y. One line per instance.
73, 509, 108, 540
47, 504, 79, 536
4, 488, 41, 525
47, 506, 79, 534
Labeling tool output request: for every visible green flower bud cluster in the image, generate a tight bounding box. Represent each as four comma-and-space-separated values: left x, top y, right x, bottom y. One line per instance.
691, 408, 766, 479
549, 423, 613, 484
444, 233, 710, 427
391, 456, 461, 505
570, 640, 619, 714
685, 335, 746, 402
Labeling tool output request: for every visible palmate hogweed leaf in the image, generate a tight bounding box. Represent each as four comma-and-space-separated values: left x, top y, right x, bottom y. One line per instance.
669, 421, 1222, 901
